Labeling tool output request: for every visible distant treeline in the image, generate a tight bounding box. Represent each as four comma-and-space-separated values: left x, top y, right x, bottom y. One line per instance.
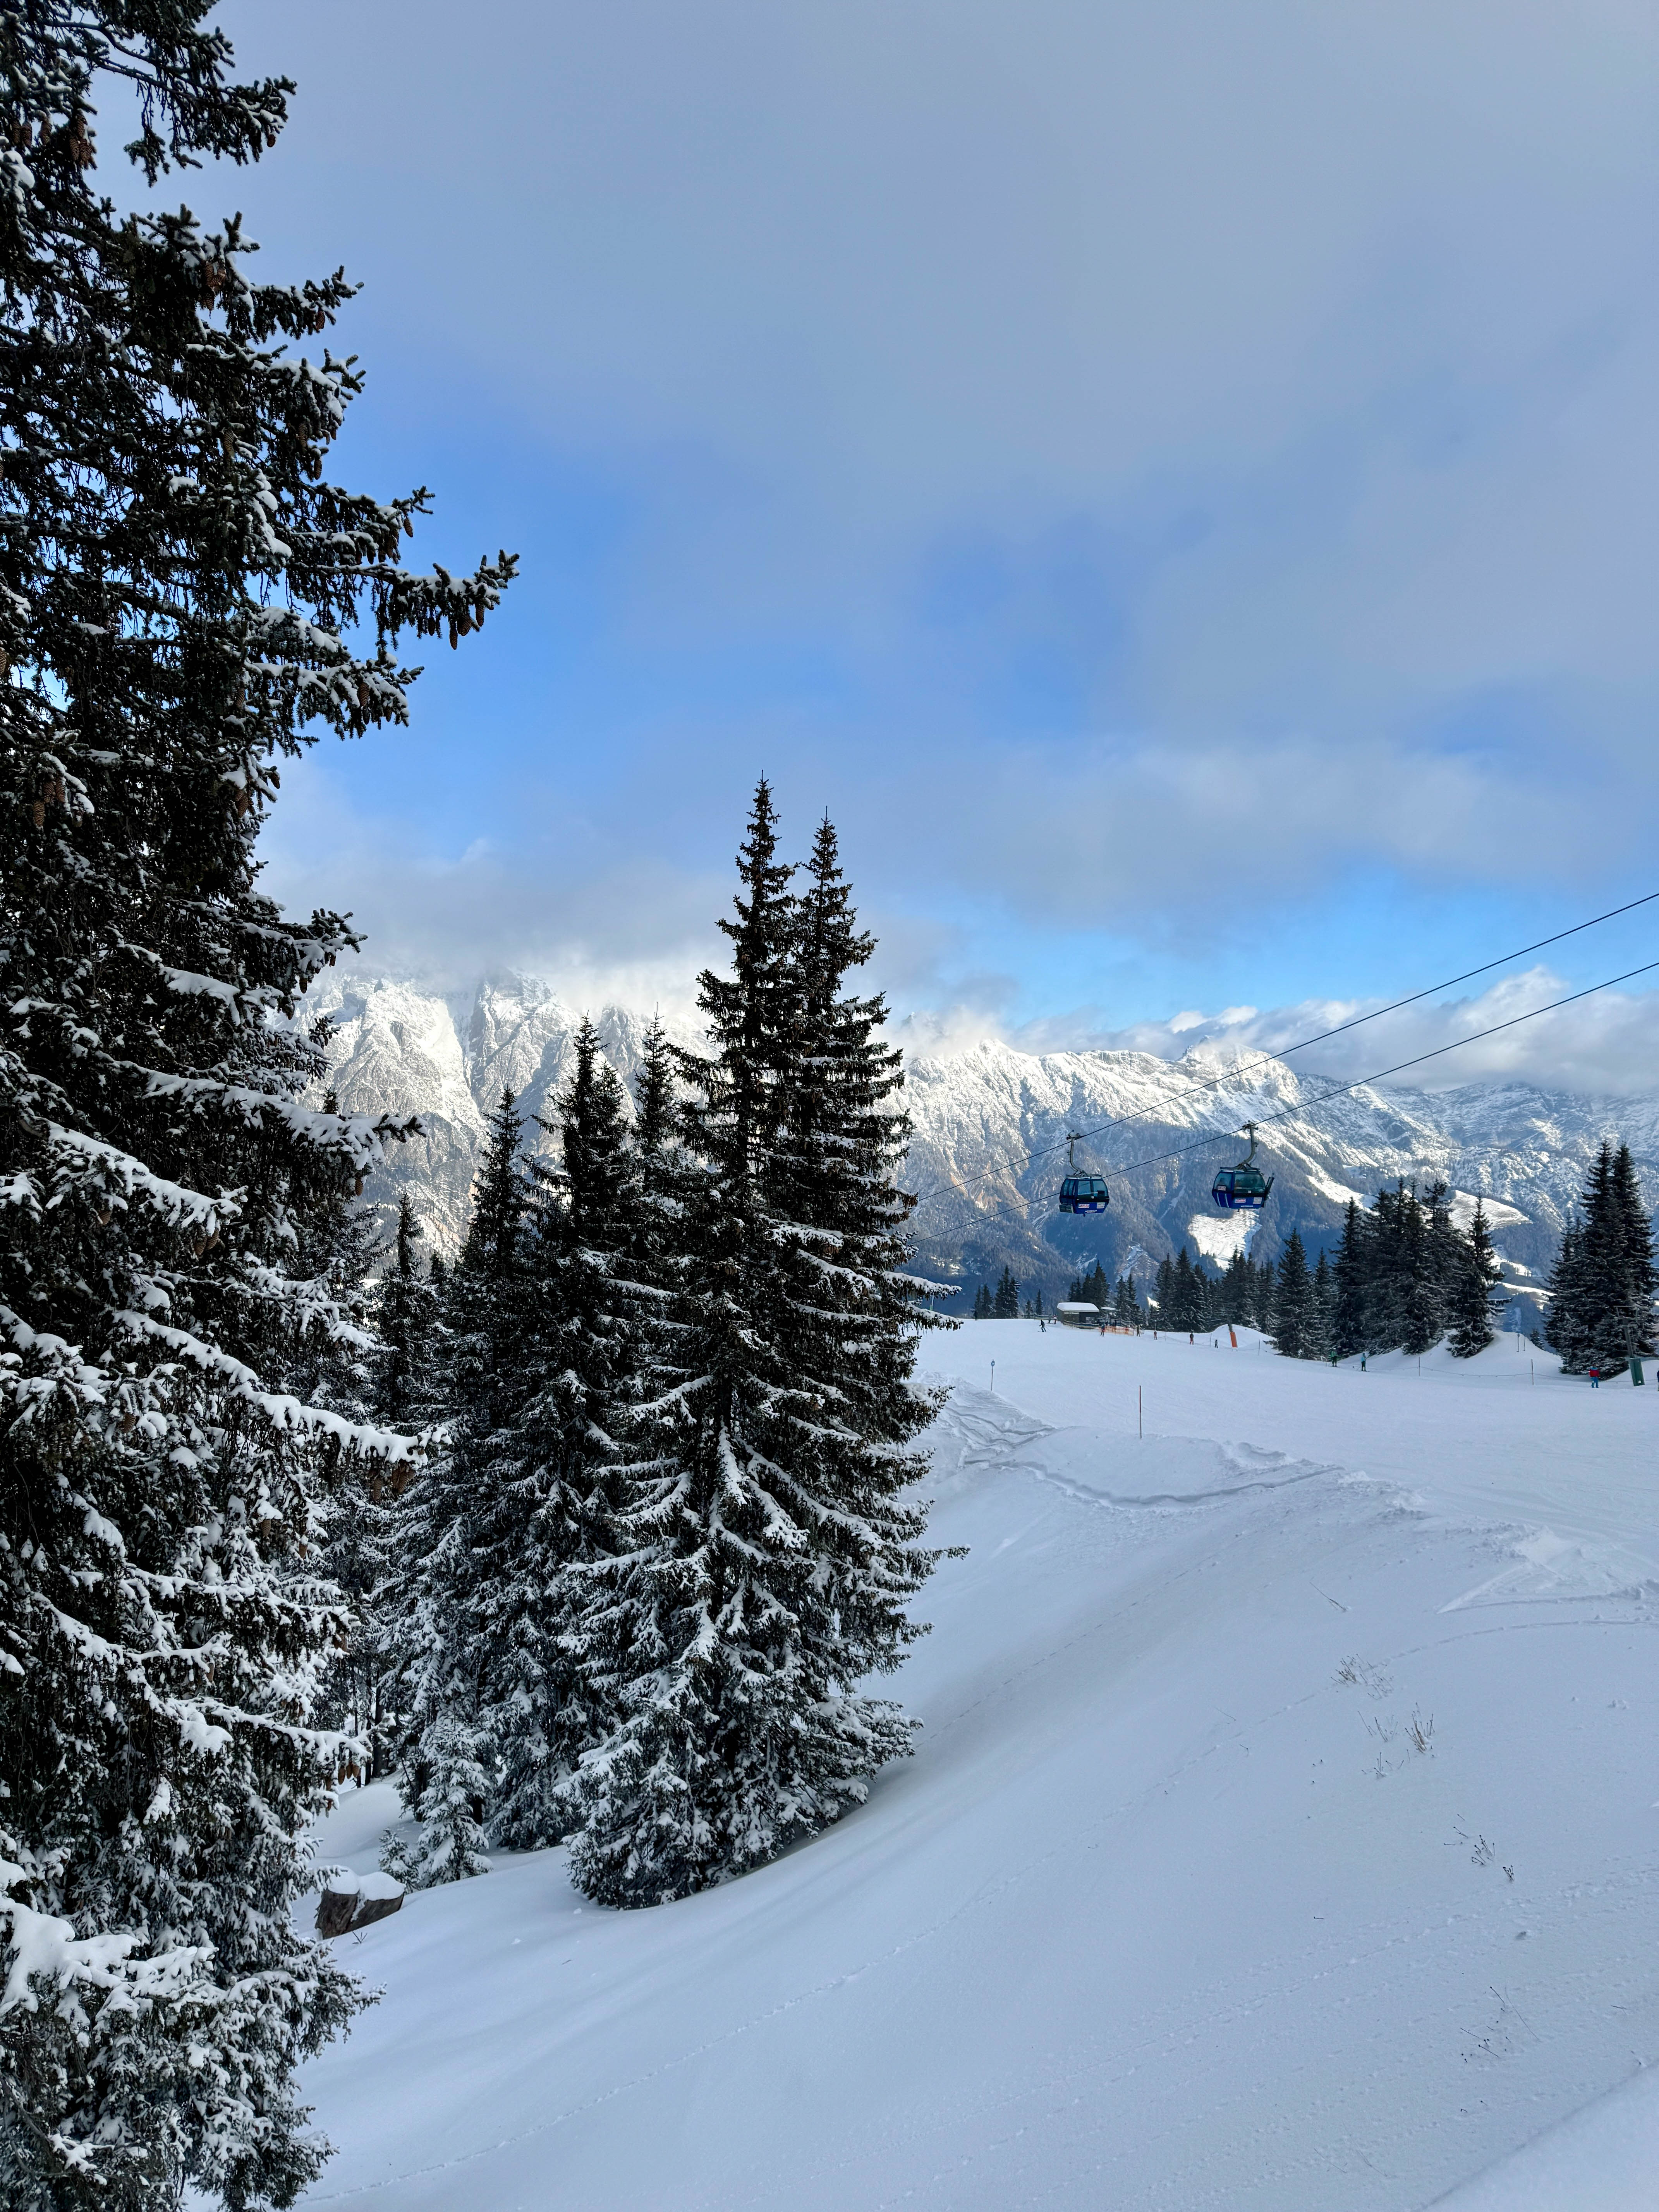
969, 1140, 1657, 1374
973, 1177, 1509, 1361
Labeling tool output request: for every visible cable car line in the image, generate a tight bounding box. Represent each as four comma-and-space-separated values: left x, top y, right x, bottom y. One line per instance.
907, 887, 1659, 1214
1056, 954, 1659, 1194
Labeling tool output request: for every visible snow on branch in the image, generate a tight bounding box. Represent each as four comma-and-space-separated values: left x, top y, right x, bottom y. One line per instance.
160, 967, 245, 1014
240, 1260, 379, 1350
141, 1074, 416, 1168
113, 1311, 414, 1461
1, 1844, 209, 2021
0, 1307, 112, 1417
0, 1172, 41, 1219
46, 1125, 232, 1234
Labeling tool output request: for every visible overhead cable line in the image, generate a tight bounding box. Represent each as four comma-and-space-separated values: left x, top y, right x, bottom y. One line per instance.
1092, 956, 1659, 1188
913, 945, 1659, 1211
910, 888, 1659, 1212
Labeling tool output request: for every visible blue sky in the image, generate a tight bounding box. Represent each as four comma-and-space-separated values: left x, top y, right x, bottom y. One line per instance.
198, 2, 1659, 1083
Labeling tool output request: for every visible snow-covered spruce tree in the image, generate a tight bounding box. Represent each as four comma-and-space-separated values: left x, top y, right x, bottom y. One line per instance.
375, 1191, 442, 1439
381, 1092, 535, 1884
345, 1193, 443, 1777
0, 12, 514, 2205
766, 808, 945, 1695
1544, 1213, 1590, 1372
1609, 1143, 1657, 1361
1549, 1139, 1658, 1372
1270, 1229, 1312, 1357
1448, 1197, 1503, 1359
1250, 1245, 1278, 1334
565, 788, 944, 1906
283, 1089, 396, 1775
1331, 1198, 1370, 1358
632, 1012, 677, 1162
380, 1711, 491, 1890
1584, 1140, 1657, 1368
1395, 1185, 1441, 1357
619, 1011, 679, 1321
1308, 1249, 1334, 1360
482, 1020, 643, 1851
1365, 1182, 1405, 1345
1217, 1249, 1250, 1328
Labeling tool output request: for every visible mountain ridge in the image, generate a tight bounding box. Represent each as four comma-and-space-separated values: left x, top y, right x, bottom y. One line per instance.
307, 970, 1657, 1312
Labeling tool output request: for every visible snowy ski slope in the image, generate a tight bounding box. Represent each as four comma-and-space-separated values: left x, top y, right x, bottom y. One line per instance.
295, 1328, 1659, 2211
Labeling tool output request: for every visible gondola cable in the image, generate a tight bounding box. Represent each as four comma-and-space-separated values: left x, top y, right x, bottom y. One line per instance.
908, 888, 1659, 1215
1022, 953, 1659, 1201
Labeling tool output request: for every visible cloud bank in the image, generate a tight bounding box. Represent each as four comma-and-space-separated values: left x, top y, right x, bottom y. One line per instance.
214, 0, 1659, 1031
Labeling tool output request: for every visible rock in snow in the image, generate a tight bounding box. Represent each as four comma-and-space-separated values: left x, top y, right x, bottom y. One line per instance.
316, 1868, 405, 1939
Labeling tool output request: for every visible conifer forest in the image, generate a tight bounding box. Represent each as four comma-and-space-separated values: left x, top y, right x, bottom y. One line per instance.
3, 9, 1659, 2211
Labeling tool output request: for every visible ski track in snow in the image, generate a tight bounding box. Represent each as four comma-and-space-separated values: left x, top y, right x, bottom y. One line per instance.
293, 1326, 1659, 2212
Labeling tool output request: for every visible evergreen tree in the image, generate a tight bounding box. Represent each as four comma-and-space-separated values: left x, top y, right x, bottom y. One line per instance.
1271, 1230, 1314, 1358
281, 1089, 396, 1773
993, 1264, 1020, 1318
622, 1010, 680, 1323
1218, 1249, 1253, 1326
1366, 1183, 1405, 1346
1331, 1200, 1370, 1358
1544, 1214, 1592, 1374
632, 1013, 677, 1160
1168, 1247, 1195, 1330
1448, 1197, 1503, 1358
482, 1022, 642, 1850
349, 1194, 443, 1777
563, 792, 943, 1906
380, 1712, 491, 1890
0, 12, 511, 2203
383, 1093, 538, 1872
1113, 1273, 1141, 1327
1610, 1144, 1657, 1360
972, 1283, 993, 1319
1549, 1141, 1657, 1370
1396, 1186, 1441, 1357
1252, 1247, 1278, 1333
1308, 1250, 1334, 1360
376, 1192, 441, 1436
1424, 1180, 1465, 1316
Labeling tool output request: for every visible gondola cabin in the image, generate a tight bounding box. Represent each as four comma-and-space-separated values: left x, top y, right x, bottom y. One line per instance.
1211, 1163, 1272, 1210
1059, 1174, 1110, 1215
1211, 1121, 1273, 1211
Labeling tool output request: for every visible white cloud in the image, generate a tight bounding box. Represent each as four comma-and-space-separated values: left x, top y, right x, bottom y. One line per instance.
211, 4, 1659, 898
257, 758, 723, 1024
1018, 967, 1659, 1098
207, 2, 1659, 998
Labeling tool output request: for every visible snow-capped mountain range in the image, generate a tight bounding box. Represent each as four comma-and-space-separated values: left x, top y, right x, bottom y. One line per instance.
308, 971, 1659, 1311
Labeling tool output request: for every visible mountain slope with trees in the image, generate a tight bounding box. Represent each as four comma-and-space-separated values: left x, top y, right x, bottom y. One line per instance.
308, 981, 1659, 1321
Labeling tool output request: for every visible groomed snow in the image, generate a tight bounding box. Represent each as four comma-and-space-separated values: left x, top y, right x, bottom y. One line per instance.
296, 1325, 1659, 2211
